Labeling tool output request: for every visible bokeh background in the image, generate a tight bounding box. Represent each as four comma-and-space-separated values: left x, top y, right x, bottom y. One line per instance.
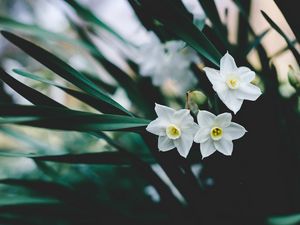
0, 0, 300, 225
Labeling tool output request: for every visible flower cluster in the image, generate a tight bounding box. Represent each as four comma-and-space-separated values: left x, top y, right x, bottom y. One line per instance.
146, 52, 262, 159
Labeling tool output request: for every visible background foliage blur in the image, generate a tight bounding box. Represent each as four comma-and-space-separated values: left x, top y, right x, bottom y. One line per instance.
0, 0, 300, 225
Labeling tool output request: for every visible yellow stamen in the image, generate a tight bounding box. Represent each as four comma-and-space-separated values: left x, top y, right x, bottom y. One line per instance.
166, 124, 181, 139
210, 127, 223, 141
226, 75, 240, 89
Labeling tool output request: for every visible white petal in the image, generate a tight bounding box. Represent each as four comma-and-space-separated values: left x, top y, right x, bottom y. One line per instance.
203, 67, 224, 86
240, 71, 255, 83
223, 122, 247, 140
236, 83, 262, 101
155, 103, 175, 121
183, 123, 199, 136
200, 139, 216, 159
172, 109, 192, 125
194, 127, 210, 143
218, 90, 243, 114
158, 136, 175, 151
213, 82, 227, 93
215, 113, 232, 128
146, 118, 167, 136
196, 110, 216, 127
174, 134, 194, 158
220, 52, 237, 74
213, 139, 233, 156
236, 66, 251, 74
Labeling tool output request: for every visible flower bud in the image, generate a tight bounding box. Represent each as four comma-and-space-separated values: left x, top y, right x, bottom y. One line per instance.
186, 90, 206, 114
288, 65, 300, 90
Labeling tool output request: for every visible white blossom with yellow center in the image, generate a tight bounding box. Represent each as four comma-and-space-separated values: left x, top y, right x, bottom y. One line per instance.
194, 110, 247, 159
203, 52, 262, 114
146, 104, 198, 158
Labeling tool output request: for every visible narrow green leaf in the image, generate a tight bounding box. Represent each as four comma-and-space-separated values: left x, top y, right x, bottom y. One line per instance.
0, 196, 59, 206
13, 69, 119, 113
0, 105, 149, 132
80, 71, 117, 94
0, 67, 64, 107
261, 10, 300, 65
0, 150, 154, 165
1, 31, 132, 116
63, 0, 130, 45
267, 214, 300, 225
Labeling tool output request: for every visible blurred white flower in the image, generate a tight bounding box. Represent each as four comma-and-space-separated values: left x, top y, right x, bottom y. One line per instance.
194, 110, 246, 158
137, 32, 199, 93
204, 52, 262, 114
146, 104, 198, 158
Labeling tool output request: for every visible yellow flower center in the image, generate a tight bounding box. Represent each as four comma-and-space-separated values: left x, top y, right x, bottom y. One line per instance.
226, 75, 240, 89
166, 124, 181, 139
210, 127, 223, 141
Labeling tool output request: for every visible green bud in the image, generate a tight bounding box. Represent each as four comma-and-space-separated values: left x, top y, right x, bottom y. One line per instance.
186, 90, 207, 114
288, 65, 300, 90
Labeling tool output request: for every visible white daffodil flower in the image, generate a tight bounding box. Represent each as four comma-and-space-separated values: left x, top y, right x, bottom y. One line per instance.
137, 32, 199, 93
203, 52, 262, 114
194, 110, 247, 159
146, 104, 198, 158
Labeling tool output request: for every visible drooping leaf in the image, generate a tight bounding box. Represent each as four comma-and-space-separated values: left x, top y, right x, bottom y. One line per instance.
1, 31, 132, 116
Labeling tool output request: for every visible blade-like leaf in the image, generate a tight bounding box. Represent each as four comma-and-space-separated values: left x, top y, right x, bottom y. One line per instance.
0, 196, 59, 206
13, 69, 119, 113
0, 105, 149, 132
1, 31, 132, 116
261, 11, 300, 65
0, 150, 155, 165
63, 0, 130, 45
0, 67, 64, 107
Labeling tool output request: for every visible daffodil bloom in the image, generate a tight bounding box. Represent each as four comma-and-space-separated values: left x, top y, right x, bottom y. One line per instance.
194, 110, 247, 159
203, 52, 262, 114
146, 104, 198, 158
137, 32, 198, 93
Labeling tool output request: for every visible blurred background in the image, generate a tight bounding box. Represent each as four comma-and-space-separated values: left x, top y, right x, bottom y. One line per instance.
0, 0, 300, 225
